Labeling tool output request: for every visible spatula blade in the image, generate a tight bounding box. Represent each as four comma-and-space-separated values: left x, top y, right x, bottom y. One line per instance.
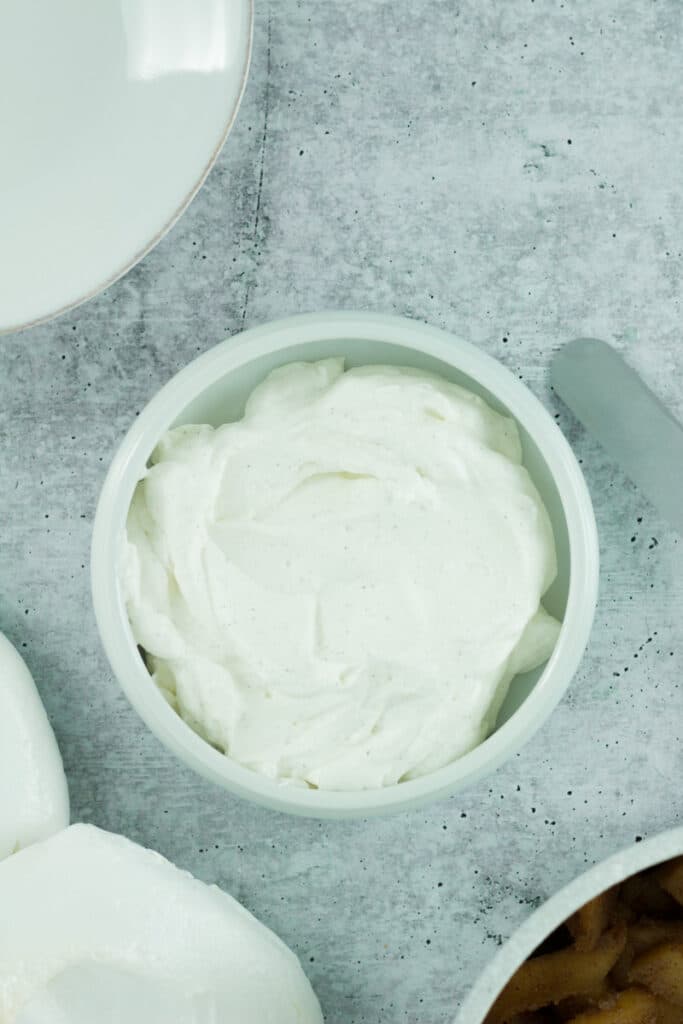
551, 338, 683, 536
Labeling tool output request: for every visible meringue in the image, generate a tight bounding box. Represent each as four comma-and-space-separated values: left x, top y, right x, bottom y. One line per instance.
0, 825, 322, 1024
0, 632, 69, 860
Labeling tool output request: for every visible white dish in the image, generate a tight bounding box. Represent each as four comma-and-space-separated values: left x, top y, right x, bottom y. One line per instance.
456, 826, 683, 1024
91, 312, 599, 818
0, 0, 252, 334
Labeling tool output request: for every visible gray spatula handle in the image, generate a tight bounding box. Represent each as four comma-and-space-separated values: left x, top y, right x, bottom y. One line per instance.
551, 338, 683, 536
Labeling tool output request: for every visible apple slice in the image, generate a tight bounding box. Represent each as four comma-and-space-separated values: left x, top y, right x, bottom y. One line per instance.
0, 632, 69, 860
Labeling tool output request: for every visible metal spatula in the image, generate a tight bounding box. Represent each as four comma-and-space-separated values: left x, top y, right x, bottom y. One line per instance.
551, 338, 683, 536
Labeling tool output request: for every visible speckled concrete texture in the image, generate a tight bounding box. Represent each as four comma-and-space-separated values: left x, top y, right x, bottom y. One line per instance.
2, 1, 683, 1021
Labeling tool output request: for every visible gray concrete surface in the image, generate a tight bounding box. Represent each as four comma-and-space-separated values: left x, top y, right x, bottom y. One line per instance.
2, 1, 683, 1020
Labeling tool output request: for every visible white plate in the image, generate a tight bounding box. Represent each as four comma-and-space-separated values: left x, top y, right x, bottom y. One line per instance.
0, 0, 252, 334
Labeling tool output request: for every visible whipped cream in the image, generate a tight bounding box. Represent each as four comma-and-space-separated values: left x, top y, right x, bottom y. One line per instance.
0, 632, 69, 860
124, 359, 560, 790
0, 825, 323, 1023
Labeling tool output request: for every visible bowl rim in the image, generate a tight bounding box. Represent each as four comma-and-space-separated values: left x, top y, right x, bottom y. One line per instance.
1, 0, 254, 337
91, 311, 599, 818
455, 825, 683, 1023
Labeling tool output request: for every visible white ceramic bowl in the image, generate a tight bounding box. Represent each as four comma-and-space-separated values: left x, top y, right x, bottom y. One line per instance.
0, 0, 252, 334
456, 826, 683, 1023
92, 312, 599, 818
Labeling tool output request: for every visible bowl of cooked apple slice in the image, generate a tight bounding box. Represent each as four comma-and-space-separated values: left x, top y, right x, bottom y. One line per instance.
458, 827, 683, 1024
